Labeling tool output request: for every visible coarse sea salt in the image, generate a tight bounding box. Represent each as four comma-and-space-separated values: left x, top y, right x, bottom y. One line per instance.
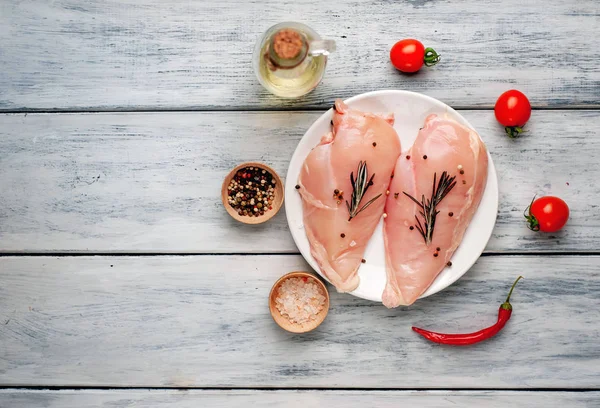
275, 277, 326, 325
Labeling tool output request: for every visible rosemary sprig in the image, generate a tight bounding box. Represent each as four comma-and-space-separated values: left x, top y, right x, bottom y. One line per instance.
403, 171, 457, 245
346, 161, 382, 221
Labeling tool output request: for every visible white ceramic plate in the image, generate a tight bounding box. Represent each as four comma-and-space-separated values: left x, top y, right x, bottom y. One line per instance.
285, 90, 499, 302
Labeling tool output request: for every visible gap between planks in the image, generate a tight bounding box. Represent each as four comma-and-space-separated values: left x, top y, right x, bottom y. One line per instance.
0, 387, 598, 392
0, 106, 599, 114
0, 251, 599, 257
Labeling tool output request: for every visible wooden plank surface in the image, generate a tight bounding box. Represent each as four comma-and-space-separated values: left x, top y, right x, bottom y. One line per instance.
1, 0, 599, 111
1, 390, 598, 408
1, 255, 598, 387
0, 110, 597, 253
2, 0, 599, 400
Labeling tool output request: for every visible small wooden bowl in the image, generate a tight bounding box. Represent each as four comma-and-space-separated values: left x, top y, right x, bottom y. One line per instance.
221, 162, 284, 224
269, 271, 330, 333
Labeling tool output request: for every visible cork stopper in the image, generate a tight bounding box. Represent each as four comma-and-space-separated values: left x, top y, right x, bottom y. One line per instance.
268, 28, 308, 69
273, 29, 303, 59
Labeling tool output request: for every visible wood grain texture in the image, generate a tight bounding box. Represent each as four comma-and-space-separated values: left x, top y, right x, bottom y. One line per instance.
0, 111, 597, 253
1, 255, 598, 387
1, 390, 598, 408
1, 0, 599, 111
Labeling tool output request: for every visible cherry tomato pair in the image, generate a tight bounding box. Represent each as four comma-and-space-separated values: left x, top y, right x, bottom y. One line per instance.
498, 95, 567, 233
390, 39, 440, 73
525, 196, 569, 233
497, 92, 563, 233
391, 42, 532, 139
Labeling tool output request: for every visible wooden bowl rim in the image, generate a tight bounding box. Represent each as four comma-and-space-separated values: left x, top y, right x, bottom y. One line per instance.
221, 162, 284, 225
269, 271, 330, 333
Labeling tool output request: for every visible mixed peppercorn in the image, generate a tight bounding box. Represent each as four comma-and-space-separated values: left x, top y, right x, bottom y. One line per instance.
227, 167, 276, 217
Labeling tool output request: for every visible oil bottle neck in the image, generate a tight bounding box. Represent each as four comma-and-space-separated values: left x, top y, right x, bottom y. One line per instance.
267, 29, 309, 70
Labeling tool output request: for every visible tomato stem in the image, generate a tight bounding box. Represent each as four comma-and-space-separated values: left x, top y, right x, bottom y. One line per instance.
423, 47, 440, 67
505, 126, 525, 138
524, 195, 540, 231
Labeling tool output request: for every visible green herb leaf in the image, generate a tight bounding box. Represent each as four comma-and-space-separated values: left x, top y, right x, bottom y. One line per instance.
403, 171, 457, 244
346, 161, 382, 221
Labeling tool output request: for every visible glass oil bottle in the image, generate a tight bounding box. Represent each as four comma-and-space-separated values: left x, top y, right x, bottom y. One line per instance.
253, 22, 335, 98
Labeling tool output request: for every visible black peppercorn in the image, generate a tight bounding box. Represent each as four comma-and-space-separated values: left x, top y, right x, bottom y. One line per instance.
423, 155, 428, 160
341, 233, 346, 238
227, 166, 277, 218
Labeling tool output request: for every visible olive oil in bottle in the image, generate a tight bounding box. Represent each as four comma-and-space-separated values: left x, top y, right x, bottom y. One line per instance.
253, 22, 335, 98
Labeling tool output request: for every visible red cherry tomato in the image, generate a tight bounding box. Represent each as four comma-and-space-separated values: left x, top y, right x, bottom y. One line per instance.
390, 39, 440, 73
524, 196, 569, 232
494, 90, 531, 138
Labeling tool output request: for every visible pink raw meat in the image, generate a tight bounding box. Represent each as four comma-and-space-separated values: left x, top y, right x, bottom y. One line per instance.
298, 99, 401, 292
383, 114, 488, 307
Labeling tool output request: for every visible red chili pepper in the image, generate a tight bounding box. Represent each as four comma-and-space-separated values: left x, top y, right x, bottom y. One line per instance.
412, 276, 523, 346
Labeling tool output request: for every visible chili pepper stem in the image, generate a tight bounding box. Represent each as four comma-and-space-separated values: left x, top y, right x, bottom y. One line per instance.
501, 276, 524, 311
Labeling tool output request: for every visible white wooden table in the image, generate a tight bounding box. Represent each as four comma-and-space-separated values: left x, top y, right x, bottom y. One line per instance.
1, 1, 599, 406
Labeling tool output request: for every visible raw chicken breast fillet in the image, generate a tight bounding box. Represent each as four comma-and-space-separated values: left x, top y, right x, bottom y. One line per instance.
383, 114, 488, 307
298, 99, 401, 292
